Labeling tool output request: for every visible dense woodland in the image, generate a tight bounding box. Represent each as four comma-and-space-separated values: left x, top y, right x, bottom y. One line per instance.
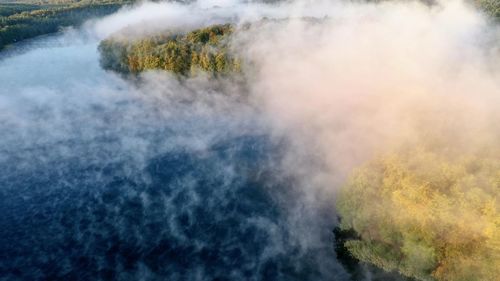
98, 24, 241, 75
0, 0, 132, 50
337, 147, 500, 281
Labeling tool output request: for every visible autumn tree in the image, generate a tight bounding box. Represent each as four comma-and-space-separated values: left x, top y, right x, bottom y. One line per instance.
337, 148, 500, 281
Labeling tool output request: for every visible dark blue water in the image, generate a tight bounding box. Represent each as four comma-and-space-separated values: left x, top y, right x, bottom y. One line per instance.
1, 133, 336, 280
0, 33, 350, 281
0, 29, 411, 281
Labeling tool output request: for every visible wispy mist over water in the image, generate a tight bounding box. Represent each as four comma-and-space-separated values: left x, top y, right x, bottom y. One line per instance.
0, 25, 346, 281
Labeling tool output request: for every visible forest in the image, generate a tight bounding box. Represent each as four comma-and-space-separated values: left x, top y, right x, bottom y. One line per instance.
337, 146, 500, 281
0, 0, 132, 50
98, 24, 241, 76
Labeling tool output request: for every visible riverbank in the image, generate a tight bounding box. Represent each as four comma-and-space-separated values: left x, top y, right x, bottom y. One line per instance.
0, 0, 133, 50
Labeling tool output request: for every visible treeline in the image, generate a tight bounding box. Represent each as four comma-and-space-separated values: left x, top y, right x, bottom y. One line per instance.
0, 3, 41, 17
337, 148, 500, 281
0, 0, 132, 50
98, 24, 241, 76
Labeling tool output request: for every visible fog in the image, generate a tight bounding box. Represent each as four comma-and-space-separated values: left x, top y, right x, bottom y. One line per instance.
1, 0, 499, 280
237, 0, 500, 191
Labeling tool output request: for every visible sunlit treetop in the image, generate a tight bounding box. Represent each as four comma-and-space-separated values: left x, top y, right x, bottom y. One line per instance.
98, 24, 242, 76
337, 146, 500, 281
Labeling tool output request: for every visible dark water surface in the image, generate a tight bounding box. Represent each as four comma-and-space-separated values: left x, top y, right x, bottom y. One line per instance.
0, 29, 410, 281
0, 32, 349, 281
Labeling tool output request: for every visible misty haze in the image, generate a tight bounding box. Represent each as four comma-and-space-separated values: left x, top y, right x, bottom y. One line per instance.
0, 0, 499, 281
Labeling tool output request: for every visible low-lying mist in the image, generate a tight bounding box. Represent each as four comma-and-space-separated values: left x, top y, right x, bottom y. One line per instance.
0, 0, 498, 280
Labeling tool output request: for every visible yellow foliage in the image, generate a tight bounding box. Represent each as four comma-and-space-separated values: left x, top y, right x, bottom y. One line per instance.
337, 147, 500, 281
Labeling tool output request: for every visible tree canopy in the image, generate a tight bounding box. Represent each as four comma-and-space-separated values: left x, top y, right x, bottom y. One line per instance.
337, 147, 500, 281
98, 24, 242, 76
